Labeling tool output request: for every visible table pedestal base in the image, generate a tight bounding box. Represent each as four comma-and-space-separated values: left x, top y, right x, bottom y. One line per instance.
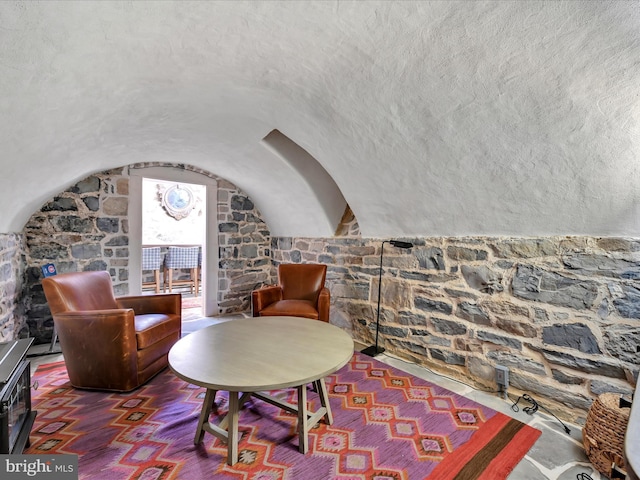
194, 378, 333, 465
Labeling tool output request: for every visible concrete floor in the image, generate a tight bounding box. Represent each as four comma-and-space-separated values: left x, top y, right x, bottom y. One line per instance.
27, 306, 603, 480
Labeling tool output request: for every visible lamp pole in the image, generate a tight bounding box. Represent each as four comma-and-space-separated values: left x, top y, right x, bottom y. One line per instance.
361, 239, 413, 357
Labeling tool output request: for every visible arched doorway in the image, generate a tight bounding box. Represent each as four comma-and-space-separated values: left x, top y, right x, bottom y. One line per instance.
129, 166, 219, 317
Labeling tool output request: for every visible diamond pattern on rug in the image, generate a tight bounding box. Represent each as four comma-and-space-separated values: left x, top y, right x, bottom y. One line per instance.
26, 353, 540, 480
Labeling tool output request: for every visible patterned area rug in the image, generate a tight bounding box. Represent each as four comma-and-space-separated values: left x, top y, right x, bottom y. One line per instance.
26, 354, 540, 479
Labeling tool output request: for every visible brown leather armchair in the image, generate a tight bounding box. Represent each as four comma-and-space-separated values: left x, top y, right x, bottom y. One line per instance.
42, 270, 182, 392
252, 263, 330, 322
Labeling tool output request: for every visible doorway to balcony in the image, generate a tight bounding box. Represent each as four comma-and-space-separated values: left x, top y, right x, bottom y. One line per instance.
129, 166, 219, 317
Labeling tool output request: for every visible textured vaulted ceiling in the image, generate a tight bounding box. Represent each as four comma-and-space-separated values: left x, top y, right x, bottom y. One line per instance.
1, 1, 640, 237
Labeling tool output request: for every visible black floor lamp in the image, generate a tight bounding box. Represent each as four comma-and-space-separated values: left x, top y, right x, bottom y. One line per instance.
361, 239, 413, 357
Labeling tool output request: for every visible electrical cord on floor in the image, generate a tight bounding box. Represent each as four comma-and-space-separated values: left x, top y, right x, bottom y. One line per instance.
576, 473, 593, 480
380, 352, 498, 394
510, 393, 572, 434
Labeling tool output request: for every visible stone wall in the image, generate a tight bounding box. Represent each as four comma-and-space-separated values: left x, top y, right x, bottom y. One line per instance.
271, 235, 640, 423
22, 165, 271, 343
216, 178, 272, 312
0, 233, 27, 341
11, 168, 640, 423
23, 169, 133, 341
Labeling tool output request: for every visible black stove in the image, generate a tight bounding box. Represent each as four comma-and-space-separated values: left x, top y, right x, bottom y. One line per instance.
0, 338, 37, 454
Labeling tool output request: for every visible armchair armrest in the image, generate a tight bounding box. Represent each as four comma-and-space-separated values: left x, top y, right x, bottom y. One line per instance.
318, 287, 330, 322
252, 285, 283, 317
53, 309, 137, 344
117, 294, 181, 316
52, 309, 138, 384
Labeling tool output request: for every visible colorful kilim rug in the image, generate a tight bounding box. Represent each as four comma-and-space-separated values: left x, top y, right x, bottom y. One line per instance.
26, 354, 541, 479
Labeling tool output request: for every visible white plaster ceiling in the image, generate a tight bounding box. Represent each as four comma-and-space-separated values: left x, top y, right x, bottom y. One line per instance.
1, 1, 640, 237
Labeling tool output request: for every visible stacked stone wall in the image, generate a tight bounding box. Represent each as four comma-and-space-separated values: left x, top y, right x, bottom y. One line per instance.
272, 236, 640, 423
23, 169, 132, 341
0, 233, 27, 341
11, 166, 640, 424
22, 164, 271, 343
216, 178, 272, 313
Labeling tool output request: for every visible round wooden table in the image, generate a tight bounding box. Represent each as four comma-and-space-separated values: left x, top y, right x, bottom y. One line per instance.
168, 316, 354, 465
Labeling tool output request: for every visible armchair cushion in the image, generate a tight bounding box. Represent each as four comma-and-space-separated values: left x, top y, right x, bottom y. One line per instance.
118, 294, 181, 348
259, 299, 320, 318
